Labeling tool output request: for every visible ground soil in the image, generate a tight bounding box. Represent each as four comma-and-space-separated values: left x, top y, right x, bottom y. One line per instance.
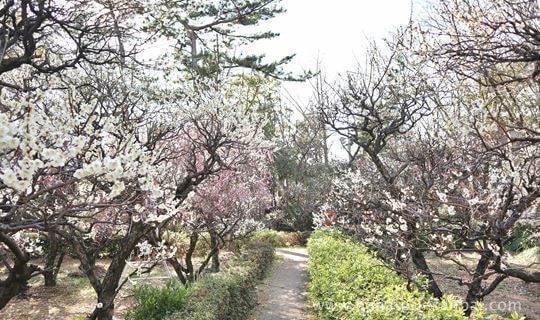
427, 252, 540, 319
0, 254, 196, 320
0, 257, 137, 319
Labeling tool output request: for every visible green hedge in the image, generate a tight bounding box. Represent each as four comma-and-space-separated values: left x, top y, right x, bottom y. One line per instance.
126, 237, 274, 320
166, 239, 275, 320
249, 229, 310, 247
307, 229, 470, 320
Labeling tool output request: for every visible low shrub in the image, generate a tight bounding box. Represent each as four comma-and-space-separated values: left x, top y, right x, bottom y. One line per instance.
504, 223, 535, 253
278, 230, 310, 246
250, 229, 310, 247
167, 239, 275, 320
126, 235, 275, 320
126, 280, 188, 320
307, 229, 471, 320
247, 229, 281, 247
164, 231, 213, 257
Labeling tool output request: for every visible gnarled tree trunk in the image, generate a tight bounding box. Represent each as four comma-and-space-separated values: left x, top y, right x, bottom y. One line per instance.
0, 232, 40, 309
209, 229, 220, 272
61, 223, 149, 320
43, 232, 64, 287
463, 249, 493, 316
410, 247, 443, 299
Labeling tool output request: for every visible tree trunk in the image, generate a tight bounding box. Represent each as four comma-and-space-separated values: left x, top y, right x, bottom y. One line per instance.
88, 260, 125, 320
209, 229, 220, 272
148, 230, 189, 285
167, 257, 187, 285
464, 250, 493, 316
184, 232, 199, 283
61, 223, 149, 320
321, 124, 330, 167
88, 300, 115, 320
0, 232, 40, 309
44, 232, 64, 287
410, 248, 443, 299
0, 260, 39, 309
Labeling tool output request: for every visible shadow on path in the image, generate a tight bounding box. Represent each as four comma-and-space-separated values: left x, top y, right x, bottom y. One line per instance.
276, 248, 308, 259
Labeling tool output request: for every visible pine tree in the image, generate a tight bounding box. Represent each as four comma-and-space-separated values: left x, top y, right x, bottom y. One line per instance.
147, 0, 302, 81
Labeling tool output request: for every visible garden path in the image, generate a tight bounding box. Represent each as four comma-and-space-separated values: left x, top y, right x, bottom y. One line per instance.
250, 248, 312, 320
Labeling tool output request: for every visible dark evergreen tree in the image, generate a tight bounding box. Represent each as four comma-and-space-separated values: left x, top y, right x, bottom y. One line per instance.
147, 0, 303, 81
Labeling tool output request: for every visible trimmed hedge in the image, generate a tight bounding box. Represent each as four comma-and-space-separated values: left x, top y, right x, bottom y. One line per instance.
166, 239, 275, 320
307, 229, 470, 320
250, 229, 310, 247
126, 236, 274, 320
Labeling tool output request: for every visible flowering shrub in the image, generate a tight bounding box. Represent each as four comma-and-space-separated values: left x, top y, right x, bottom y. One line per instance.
0, 69, 273, 317
307, 229, 471, 320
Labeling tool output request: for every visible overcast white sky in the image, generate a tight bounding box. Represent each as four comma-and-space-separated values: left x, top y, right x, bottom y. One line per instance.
262, 0, 412, 74
250, 0, 414, 105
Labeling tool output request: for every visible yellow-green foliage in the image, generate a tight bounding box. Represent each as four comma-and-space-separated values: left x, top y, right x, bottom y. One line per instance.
250, 229, 310, 247
164, 231, 213, 257
307, 229, 470, 320
127, 235, 275, 320
167, 239, 275, 320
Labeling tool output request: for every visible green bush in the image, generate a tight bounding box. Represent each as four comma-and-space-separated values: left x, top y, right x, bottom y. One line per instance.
126, 235, 275, 320
166, 238, 275, 320
248, 229, 282, 247
505, 224, 535, 253
164, 231, 213, 257
307, 229, 471, 320
250, 229, 310, 247
126, 280, 188, 320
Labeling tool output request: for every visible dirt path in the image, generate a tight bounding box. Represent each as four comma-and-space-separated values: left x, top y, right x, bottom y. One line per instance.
251, 247, 311, 320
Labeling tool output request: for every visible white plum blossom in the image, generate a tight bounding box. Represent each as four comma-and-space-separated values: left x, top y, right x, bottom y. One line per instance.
436, 191, 448, 202
74, 160, 104, 179
41, 148, 67, 167
136, 240, 153, 256
0, 168, 30, 192
109, 181, 126, 198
